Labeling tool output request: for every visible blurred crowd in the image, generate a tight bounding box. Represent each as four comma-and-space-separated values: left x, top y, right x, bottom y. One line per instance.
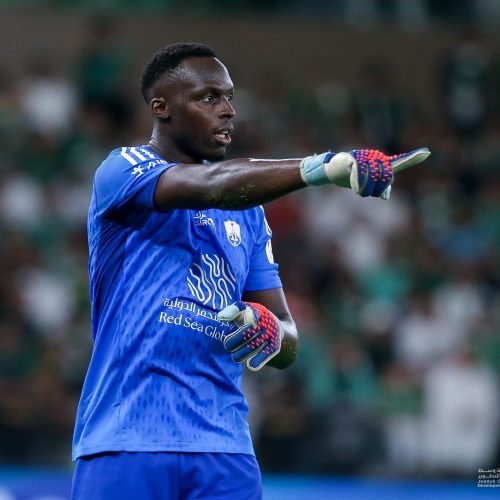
6, 0, 500, 32
1, 9, 500, 480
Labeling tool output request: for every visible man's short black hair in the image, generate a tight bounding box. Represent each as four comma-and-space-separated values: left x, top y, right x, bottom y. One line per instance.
140, 42, 217, 102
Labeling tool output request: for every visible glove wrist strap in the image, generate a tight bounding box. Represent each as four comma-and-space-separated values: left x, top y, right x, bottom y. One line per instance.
300, 152, 333, 186
301, 151, 356, 188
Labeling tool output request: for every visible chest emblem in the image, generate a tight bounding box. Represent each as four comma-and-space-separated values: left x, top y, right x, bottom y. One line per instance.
187, 254, 237, 309
224, 220, 242, 247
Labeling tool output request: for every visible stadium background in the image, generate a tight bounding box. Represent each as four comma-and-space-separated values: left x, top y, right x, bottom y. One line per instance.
1, 1, 500, 498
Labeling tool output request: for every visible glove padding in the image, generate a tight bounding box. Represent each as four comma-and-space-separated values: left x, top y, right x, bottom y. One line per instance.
300, 147, 431, 200
350, 149, 394, 199
218, 301, 284, 371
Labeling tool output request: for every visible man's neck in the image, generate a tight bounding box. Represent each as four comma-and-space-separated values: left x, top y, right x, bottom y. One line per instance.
148, 126, 195, 164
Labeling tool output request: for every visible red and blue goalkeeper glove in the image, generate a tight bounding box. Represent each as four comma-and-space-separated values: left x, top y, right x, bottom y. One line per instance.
300, 147, 430, 200
218, 301, 284, 371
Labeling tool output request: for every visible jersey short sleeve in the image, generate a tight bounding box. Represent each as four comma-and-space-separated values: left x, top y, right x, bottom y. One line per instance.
244, 206, 282, 292
94, 146, 177, 218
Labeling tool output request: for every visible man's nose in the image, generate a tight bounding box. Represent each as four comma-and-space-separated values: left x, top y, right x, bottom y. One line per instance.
219, 97, 236, 118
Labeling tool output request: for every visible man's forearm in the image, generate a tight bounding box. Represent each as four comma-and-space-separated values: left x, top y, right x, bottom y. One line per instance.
208, 159, 306, 210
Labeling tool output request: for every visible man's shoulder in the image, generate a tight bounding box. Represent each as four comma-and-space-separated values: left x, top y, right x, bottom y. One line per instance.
100, 145, 166, 169
94, 146, 173, 183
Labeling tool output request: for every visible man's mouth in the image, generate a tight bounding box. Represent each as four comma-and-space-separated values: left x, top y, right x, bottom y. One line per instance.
214, 129, 232, 145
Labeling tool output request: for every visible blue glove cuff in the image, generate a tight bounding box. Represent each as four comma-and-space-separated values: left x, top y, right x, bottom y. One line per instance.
300, 152, 335, 186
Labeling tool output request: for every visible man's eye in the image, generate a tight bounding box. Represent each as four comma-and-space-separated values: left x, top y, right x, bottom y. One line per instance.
201, 95, 214, 103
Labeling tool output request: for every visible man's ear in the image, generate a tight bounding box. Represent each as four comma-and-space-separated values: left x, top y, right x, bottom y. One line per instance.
151, 97, 169, 119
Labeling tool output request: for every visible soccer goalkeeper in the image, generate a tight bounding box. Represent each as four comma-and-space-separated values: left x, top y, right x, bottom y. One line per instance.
71, 42, 430, 500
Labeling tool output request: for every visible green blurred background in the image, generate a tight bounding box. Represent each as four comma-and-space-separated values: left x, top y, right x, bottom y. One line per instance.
0, 0, 500, 493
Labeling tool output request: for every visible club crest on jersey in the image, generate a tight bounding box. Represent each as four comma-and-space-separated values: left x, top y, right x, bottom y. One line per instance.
224, 220, 242, 247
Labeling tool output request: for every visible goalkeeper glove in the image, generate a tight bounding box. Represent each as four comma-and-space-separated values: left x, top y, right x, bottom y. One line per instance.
218, 301, 284, 371
300, 147, 430, 200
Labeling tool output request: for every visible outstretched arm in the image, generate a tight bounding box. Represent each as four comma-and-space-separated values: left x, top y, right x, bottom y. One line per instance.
154, 158, 305, 211
153, 148, 431, 211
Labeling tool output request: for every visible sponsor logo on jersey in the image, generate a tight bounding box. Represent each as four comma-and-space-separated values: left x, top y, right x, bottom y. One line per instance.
224, 220, 242, 247
194, 211, 216, 230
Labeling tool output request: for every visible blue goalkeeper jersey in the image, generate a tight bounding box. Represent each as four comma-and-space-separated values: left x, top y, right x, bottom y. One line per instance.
72, 146, 282, 460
